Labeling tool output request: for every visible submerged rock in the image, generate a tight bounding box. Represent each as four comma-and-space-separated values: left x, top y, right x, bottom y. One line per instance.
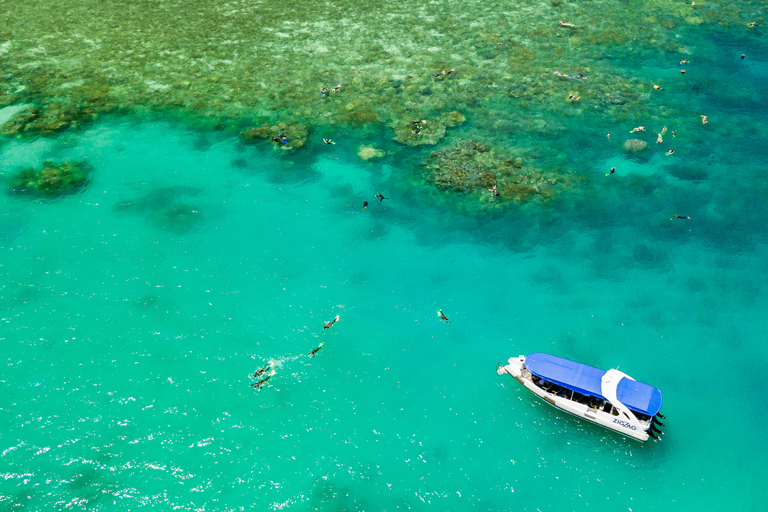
10, 160, 89, 196
357, 145, 384, 160
113, 186, 204, 234
667, 163, 708, 182
623, 139, 648, 152
159, 203, 201, 234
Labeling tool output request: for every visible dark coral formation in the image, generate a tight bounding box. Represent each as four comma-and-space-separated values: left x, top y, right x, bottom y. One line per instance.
422, 139, 565, 204
0, 104, 100, 137
114, 186, 204, 234
241, 121, 309, 150
10, 161, 89, 196
425, 140, 497, 191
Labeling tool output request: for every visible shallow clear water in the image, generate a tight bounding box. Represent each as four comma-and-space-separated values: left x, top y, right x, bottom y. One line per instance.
2, 2, 768, 511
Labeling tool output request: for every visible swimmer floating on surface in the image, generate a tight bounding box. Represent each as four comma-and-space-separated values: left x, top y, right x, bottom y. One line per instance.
308, 342, 324, 358
253, 361, 272, 378
432, 68, 455, 78
324, 315, 340, 329
554, 71, 587, 80
437, 309, 450, 324
251, 370, 275, 390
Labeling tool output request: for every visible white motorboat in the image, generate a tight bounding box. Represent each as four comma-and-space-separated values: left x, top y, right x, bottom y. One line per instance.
497, 353, 665, 442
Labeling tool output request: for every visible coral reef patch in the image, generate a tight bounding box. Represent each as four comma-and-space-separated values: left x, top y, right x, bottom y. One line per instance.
10, 161, 89, 197
422, 139, 566, 204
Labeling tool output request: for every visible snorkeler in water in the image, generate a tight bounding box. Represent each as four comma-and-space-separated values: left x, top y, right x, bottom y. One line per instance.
308, 342, 324, 358
437, 309, 450, 324
251, 371, 274, 389
433, 68, 455, 78
376, 192, 388, 203
554, 71, 587, 80
253, 362, 272, 378
323, 138, 335, 145
673, 215, 690, 219
324, 315, 340, 329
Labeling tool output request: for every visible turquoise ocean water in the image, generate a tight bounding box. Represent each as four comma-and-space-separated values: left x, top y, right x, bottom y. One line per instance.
2, 5, 768, 512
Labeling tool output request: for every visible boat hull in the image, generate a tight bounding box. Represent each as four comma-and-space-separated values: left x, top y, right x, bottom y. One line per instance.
498, 355, 652, 442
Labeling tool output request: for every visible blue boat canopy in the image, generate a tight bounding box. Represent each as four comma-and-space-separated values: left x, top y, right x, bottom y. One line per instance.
525, 353, 663, 416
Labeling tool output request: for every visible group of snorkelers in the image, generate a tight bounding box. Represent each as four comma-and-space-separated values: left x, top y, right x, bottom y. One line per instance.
363, 192, 388, 210
251, 307, 453, 391
251, 315, 340, 390
320, 84, 342, 96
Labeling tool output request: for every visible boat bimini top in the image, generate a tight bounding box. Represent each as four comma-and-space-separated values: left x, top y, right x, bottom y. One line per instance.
524, 352, 663, 416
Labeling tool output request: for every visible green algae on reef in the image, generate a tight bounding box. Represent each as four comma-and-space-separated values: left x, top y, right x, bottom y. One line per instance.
0, 0, 732, 135
10, 160, 89, 196
0, 0, 762, 209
